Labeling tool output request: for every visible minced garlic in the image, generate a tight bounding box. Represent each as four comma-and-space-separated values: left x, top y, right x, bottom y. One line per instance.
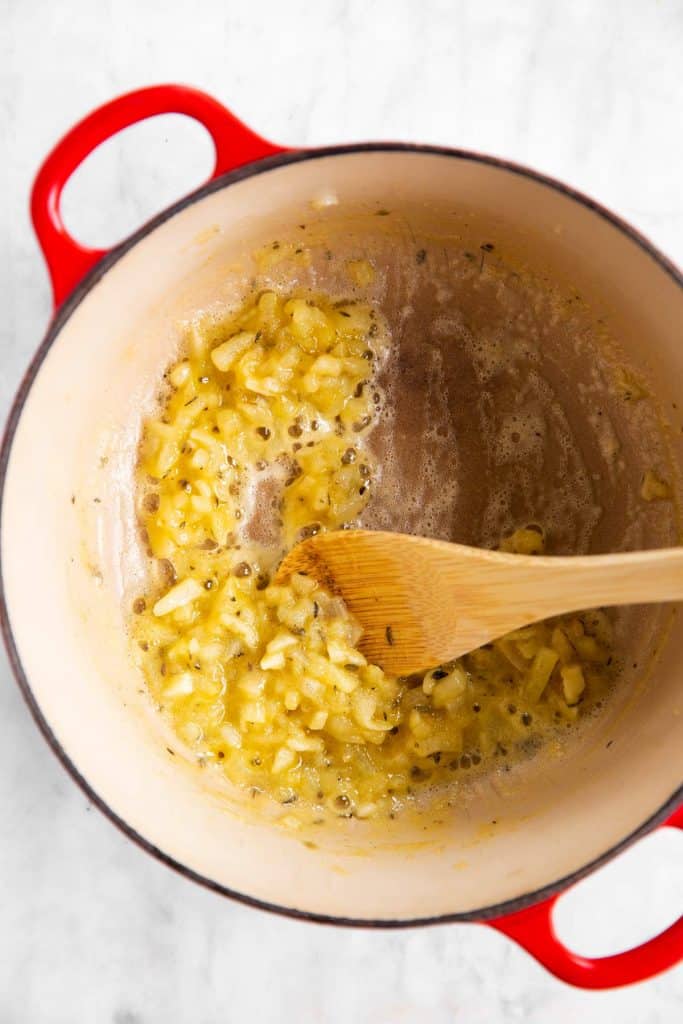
133, 291, 615, 821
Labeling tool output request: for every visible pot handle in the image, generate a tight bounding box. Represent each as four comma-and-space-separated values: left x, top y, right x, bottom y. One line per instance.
30, 84, 284, 308
488, 806, 683, 989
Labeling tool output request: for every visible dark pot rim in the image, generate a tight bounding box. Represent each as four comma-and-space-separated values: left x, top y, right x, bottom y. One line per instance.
1, 142, 681, 928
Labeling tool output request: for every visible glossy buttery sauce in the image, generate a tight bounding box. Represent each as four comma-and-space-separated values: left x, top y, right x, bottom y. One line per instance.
129, 245, 671, 824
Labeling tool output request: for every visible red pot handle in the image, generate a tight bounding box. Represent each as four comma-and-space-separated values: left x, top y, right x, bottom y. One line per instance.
488, 806, 683, 989
31, 84, 285, 309
31, 86, 683, 989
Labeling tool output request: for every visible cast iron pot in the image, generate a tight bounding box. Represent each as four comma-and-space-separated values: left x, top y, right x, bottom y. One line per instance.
1, 85, 682, 989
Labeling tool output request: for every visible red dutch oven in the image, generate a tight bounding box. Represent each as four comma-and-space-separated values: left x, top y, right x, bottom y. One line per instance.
1, 85, 681, 989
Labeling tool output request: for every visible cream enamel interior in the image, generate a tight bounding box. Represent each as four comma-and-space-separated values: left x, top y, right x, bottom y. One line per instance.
2, 150, 682, 921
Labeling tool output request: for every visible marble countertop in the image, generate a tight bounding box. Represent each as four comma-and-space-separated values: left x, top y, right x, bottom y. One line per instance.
1, 0, 682, 1020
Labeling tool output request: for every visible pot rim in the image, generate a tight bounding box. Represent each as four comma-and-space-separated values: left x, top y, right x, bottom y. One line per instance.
1, 141, 682, 928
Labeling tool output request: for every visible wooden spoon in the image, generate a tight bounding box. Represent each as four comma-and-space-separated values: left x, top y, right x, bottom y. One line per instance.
276, 530, 683, 675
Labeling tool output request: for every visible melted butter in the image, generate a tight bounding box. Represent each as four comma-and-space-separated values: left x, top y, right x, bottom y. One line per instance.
131, 287, 622, 825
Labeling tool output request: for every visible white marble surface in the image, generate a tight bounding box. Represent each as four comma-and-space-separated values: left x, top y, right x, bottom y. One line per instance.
2, 0, 683, 1020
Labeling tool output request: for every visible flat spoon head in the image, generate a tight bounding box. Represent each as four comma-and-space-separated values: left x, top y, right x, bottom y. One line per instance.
277, 529, 534, 673
276, 530, 683, 675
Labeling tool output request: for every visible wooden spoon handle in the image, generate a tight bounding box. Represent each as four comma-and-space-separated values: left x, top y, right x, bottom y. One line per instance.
278, 531, 683, 672
471, 545, 683, 619
402, 542, 683, 668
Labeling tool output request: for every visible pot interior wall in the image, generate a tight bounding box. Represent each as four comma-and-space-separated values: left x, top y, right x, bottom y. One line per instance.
2, 150, 682, 920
